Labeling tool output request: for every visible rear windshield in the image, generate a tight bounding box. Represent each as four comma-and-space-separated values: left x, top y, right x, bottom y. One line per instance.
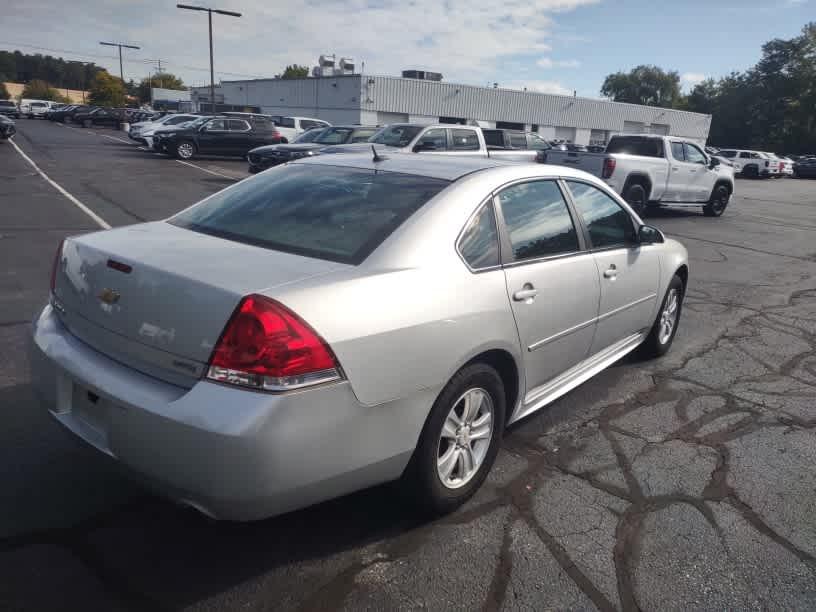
606, 136, 664, 158
169, 164, 449, 265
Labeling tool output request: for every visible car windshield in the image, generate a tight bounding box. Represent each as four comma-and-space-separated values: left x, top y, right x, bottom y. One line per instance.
170, 164, 449, 265
314, 127, 355, 144
294, 128, 328, 143
370, 125, 424, 147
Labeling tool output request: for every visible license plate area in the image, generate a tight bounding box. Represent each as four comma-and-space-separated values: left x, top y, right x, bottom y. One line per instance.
72, 385, 111, 441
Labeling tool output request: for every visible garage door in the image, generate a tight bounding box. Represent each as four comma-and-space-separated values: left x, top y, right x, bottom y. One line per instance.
377, 112, 409, 125
649, 123, 669, 135
554, 126, 576, 142
623, 121, 645, 134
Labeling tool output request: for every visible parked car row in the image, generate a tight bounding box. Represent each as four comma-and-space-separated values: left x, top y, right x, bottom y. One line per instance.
713, 148, 795, 178
0, 114, 15, 140
0, 100, 21, 119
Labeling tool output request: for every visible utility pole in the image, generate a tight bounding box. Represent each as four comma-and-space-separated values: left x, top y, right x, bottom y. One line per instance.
177, 4, 241, 114
99, 41, 140, 82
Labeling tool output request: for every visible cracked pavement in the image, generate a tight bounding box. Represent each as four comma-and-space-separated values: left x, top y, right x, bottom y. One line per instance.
2, 121, 816, 611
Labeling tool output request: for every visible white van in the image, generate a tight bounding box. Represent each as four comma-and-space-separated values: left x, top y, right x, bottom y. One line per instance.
20, 99, 53, 116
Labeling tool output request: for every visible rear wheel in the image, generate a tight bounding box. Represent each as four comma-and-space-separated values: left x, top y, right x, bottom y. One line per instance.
624, 184, 648, 217
174, 141, 196, 160
402, 362, 505, 515
704, 184, 729, 217
742, 165, 758, 179
638, 275, 683, 358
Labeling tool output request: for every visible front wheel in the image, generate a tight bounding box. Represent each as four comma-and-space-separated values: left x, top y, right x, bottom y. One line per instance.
402, 362, 506, 515
638, 275, 683, 358
704, 184, 729, 217
174, 141, 196, 160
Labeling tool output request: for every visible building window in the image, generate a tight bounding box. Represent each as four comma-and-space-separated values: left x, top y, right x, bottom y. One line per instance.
496, 121, 525, 131
439, 116, 467, 125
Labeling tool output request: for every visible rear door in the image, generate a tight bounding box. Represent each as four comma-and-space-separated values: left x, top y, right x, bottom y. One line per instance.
496, 180, 600, 399
227, 119, 253, 154
564, 180, 660, 355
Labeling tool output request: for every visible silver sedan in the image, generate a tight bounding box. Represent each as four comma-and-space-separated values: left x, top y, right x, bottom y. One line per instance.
31, 153, 688, 520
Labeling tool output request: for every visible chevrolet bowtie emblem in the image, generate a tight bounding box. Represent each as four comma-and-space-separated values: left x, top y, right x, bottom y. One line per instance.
99, 288, 121, 305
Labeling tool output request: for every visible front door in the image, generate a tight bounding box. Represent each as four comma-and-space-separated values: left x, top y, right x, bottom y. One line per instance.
666, 140, 693, 201
564, 180, 660, 354
683, 142, 714, 201
227, 119, 253, 155
496, 180, 600, 397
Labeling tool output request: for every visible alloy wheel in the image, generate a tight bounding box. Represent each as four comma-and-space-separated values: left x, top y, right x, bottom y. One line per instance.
658, 288, 679, 344
436, 388, 494, 489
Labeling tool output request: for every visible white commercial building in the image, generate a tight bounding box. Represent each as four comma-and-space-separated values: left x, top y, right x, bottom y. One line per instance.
192, 75, 712, 145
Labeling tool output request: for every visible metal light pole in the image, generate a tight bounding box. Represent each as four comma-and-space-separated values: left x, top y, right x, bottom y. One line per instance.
99, 41, 140, 82
177, 4, 241, 114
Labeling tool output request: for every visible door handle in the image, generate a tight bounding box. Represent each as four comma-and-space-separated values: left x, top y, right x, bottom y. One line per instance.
513, 283, 538, 302
672, 167, 679, 171
603, 264, 617, 279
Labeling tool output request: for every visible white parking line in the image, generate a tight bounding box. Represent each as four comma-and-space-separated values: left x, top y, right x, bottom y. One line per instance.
8, 137, 111, 229
175, 160, 237, 180
56, 121, 135, 145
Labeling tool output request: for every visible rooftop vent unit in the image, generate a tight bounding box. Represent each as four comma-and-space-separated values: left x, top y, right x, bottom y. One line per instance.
339, 57, 355, 75
402, 70, 443, 81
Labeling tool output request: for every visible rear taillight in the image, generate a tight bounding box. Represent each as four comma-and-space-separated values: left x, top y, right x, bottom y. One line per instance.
50, 239, 64, 293
207, 294, 342, 392
765, 161, 770, 167
602, 157, 616, 179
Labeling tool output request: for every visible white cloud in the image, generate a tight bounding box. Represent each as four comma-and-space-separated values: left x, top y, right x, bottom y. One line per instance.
506, 80, 573, 96
537, 57, 581, 69
681, 72, 707, 88
0, 0, 600, 87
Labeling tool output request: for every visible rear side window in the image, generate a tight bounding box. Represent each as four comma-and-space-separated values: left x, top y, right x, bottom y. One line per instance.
228, 120, 251, 131
170, 165, 449, 265
498, 181, 579, 261
482, 130, 504, 147
606, 137, 664, 158
670, 142, 685, 161
720, 150, 736, 158
458, 203, 499, 269
566, 181, 635, 249
451, 129, 480, 151
509, 133, 527, 149
416, 128, 448, 150
279, 117, 296, 128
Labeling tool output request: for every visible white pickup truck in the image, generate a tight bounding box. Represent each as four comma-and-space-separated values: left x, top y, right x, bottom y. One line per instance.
545, 134, 735, 217
268, 116, 331, 143
322, 124, 540, 162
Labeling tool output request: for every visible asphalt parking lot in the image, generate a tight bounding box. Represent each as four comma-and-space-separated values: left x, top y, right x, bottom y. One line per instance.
1, 119, 815, 611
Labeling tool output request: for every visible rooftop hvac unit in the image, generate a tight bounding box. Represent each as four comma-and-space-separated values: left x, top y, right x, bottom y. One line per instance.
401, 70, 443, 81
312, 66, 334, 77
318, 54, 336, 69
339, 57, 355, 74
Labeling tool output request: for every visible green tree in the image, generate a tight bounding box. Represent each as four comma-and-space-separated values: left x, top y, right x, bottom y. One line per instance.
89, 71, 126, 107
0, 50, 104, 90
281, 64, 309, 79
21, 78, 62, 101
601, 65, 683, 108
136, 72, 186, 104
0, 81, 9, 100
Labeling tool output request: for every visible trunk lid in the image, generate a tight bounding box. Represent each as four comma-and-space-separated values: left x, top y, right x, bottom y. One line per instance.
54, 221, 345, 386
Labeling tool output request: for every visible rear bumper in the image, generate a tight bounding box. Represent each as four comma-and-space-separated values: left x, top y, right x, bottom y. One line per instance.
30, 304, 423, 520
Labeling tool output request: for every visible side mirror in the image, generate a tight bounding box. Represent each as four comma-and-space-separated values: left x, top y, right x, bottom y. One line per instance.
637, 225, 665, 244
413, 142, 436, 152
708, 157, 720, 169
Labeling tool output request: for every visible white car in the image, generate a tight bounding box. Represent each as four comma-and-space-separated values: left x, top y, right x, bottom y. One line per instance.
129, 114, 200, 140
270, 116, 330, 142
763, 152, 787, 178
28, 101, 52, 119
140, 115, 202, 149
778, 156, 795, 177
717, 149, 779, 178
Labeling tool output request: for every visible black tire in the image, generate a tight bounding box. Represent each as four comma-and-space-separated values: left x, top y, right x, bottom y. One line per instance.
704, 184, 730, 217
173, 140, 196, 160
742, 165, 758, 179
401, 362, 506, 516
83, 119, 92, 128
638, 274, 683, 359
624, 183, 648, 217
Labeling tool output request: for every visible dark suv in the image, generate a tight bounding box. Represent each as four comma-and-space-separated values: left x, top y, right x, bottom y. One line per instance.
154, 116, 282, 159
73, 107, 122, 128
0, 100, 20, 119
247, 125, 379, 173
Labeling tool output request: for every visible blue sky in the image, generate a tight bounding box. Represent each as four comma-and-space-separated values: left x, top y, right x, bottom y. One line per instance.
2, 0, 813, 97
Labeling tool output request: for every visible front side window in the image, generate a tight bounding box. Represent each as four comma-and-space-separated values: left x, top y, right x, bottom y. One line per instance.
170, 165, 449, 265
498, 181, 579, 262
458, 202, 500, 269
567, 181, 635, 249
684, 143, 706, 164
416, 128, 448, 150
670, 142, 686, 161
527, 134, 551, 151
370, 125, 423, 147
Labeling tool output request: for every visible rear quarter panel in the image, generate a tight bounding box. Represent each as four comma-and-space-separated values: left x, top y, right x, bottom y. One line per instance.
609, 154, 668, 200
545, 150, 607, 177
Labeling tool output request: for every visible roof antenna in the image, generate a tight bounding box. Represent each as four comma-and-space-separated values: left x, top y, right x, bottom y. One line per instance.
372, 145, 388, 162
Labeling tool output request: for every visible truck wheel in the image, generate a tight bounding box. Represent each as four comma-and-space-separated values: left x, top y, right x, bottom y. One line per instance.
174, 141, 196, 160
743, 165, 758, 179
704, 184, 729, 217
624, 184, 647, 217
